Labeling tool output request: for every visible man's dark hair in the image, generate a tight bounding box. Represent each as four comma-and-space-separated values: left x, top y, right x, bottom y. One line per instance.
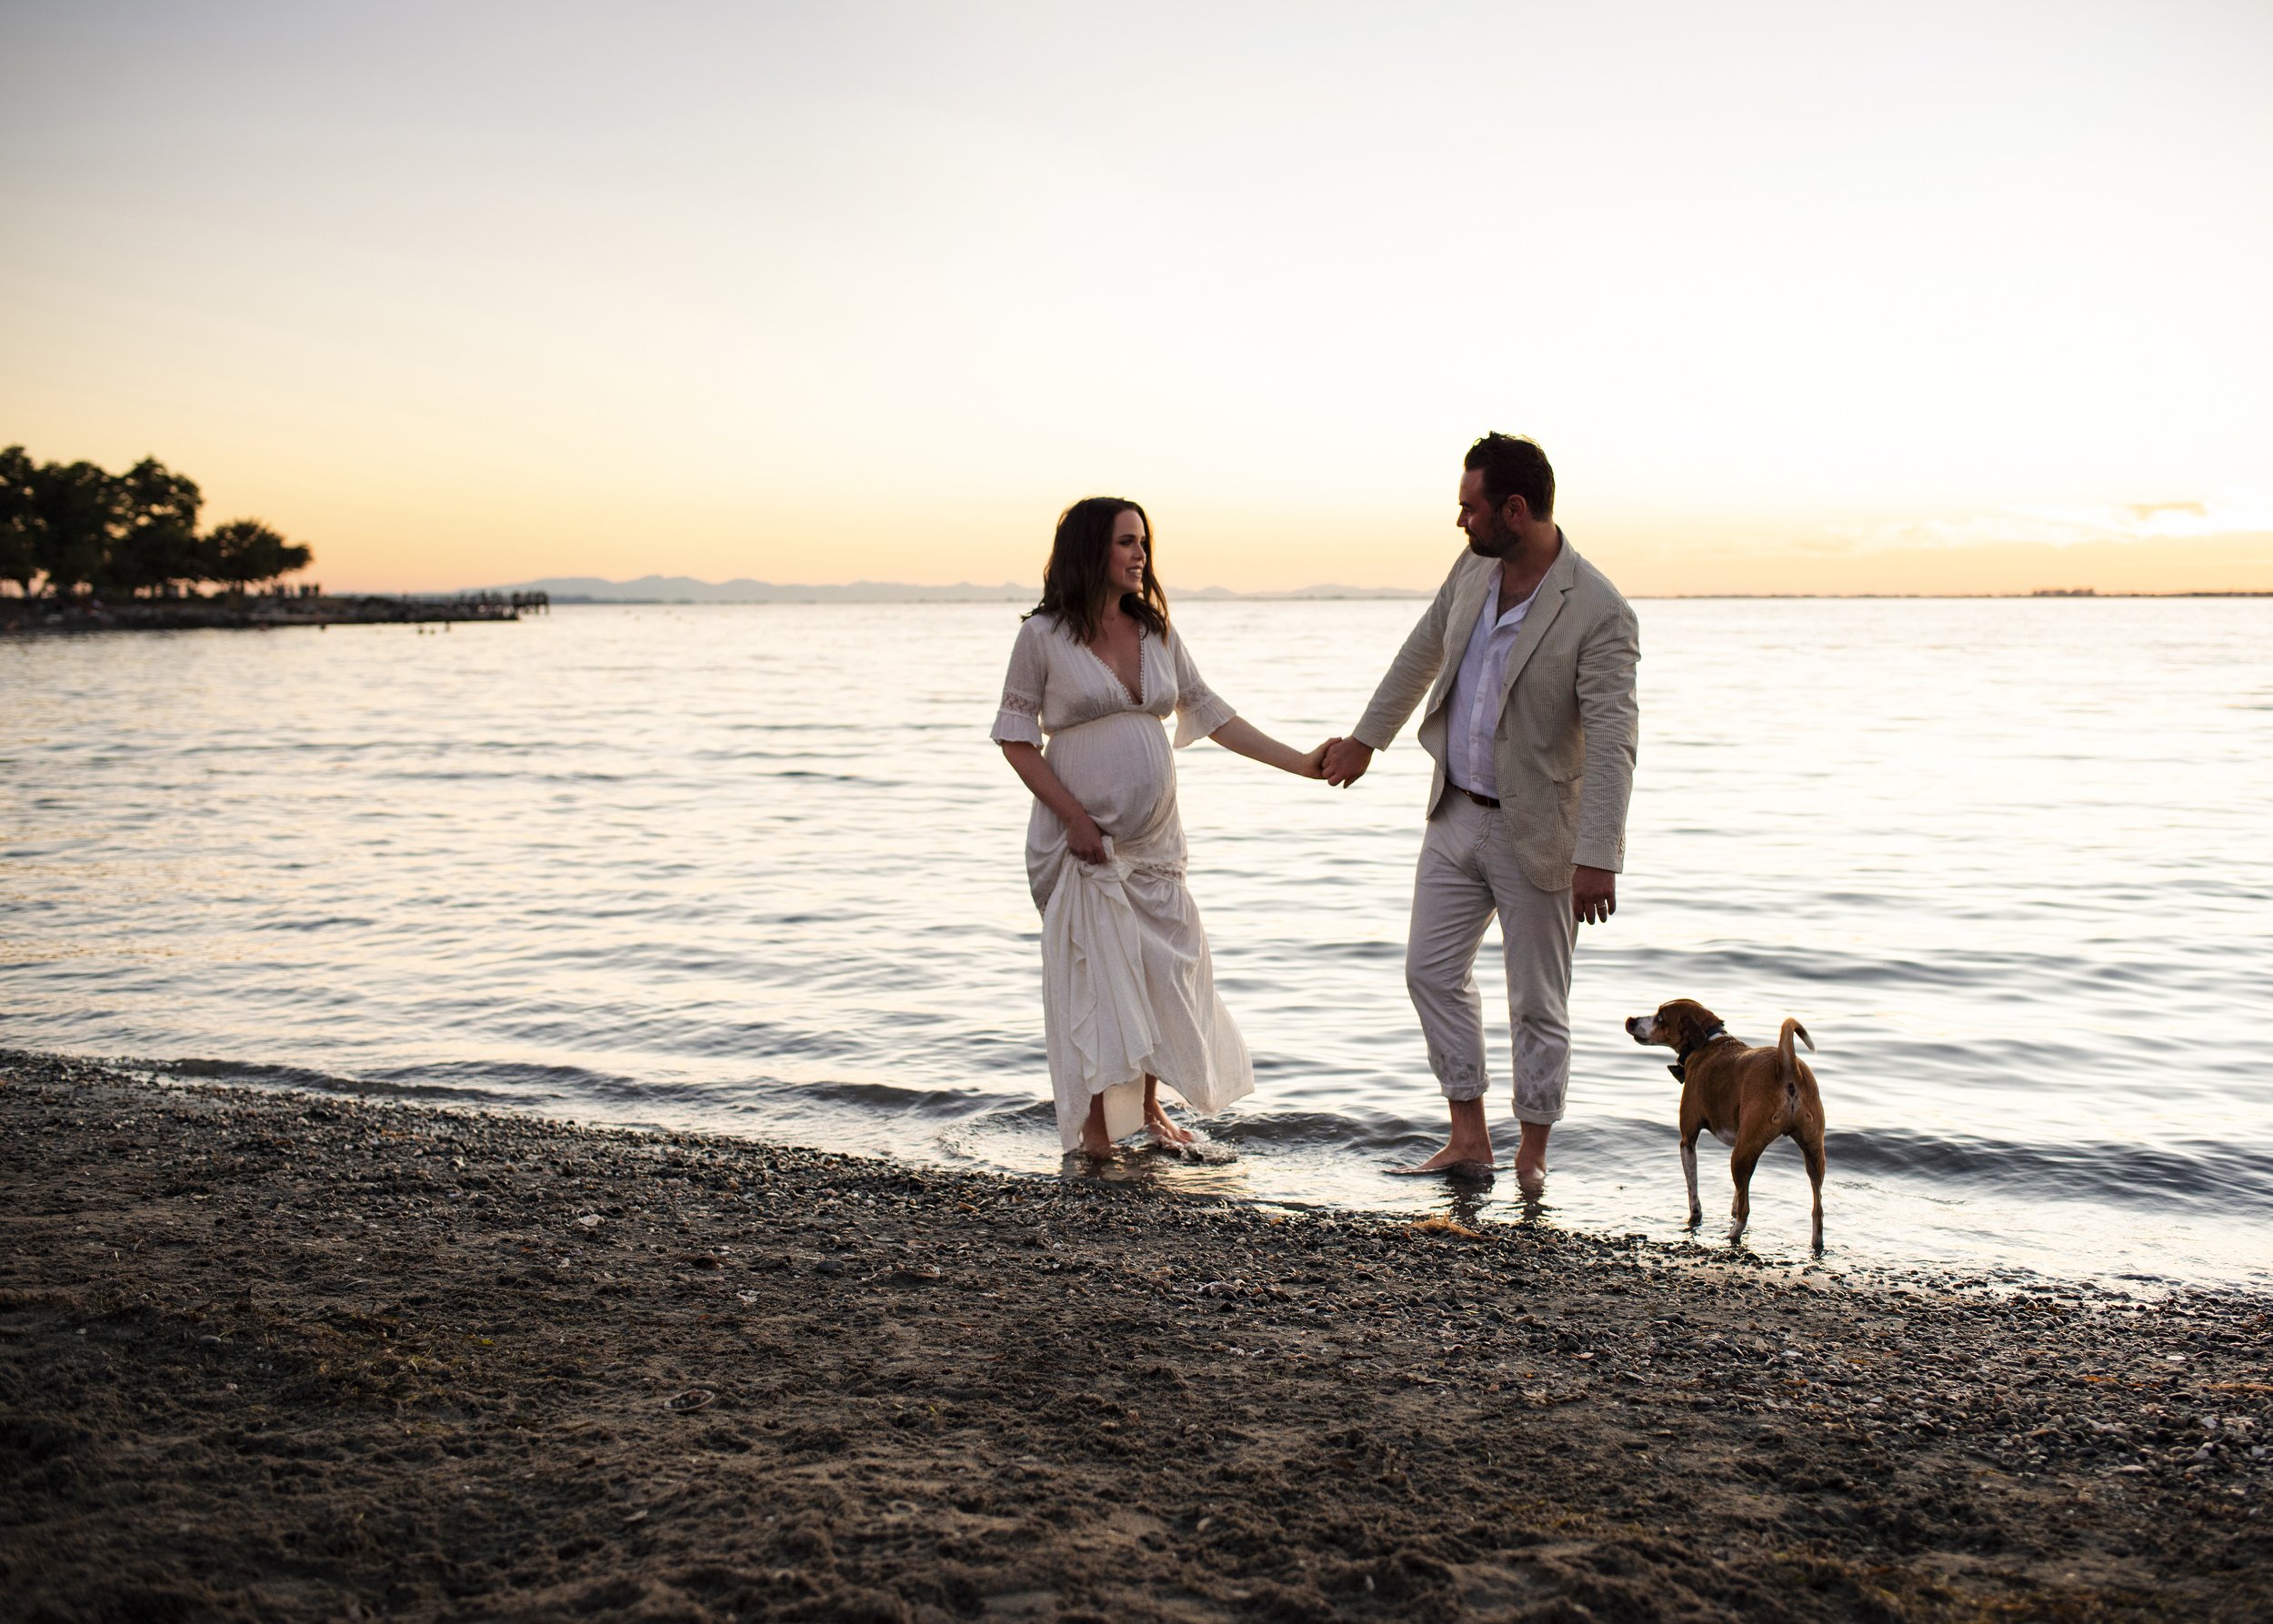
1464, 433, 1554, 519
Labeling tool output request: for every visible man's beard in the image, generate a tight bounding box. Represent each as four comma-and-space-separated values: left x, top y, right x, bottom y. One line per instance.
1465, 522, 1516, 559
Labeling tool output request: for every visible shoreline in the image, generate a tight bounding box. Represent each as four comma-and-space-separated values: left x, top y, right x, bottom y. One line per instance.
0, 594, 539, 635
5, 1049, 2268, 1620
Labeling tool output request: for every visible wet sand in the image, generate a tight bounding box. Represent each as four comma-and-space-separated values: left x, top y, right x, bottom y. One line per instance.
4, 1050, 2268, 1621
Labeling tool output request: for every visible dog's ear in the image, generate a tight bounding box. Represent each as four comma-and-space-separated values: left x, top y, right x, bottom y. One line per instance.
1663, 999, 1713, 1052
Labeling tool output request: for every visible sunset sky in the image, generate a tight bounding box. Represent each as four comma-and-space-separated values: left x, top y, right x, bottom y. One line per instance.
4, 1, 2268, 595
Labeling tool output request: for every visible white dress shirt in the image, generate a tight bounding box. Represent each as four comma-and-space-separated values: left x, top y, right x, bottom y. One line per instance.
1443, 568, 1541, 798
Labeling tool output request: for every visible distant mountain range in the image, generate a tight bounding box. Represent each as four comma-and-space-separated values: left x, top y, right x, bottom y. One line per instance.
468, 575, 1427, 603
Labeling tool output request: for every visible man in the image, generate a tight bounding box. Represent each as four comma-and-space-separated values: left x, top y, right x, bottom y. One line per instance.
1322, 434, 1638, 1195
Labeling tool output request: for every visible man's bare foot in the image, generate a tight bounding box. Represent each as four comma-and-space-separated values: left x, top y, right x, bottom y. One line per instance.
1394, 1097, 1495, 1176
1389, 1141, 1497, 1177
1514, 1120, 1550, 1199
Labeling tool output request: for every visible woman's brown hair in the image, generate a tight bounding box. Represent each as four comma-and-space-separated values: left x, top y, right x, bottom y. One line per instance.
1026, 496, 1168, 644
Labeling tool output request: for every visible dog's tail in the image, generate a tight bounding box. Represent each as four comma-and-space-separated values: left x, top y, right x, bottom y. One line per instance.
1778, 1018, 1815, 1113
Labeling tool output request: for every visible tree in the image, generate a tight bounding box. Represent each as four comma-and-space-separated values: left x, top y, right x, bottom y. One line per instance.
2, 448, 319, 600
0, 446, 39, 596
106, 458, 205, 596
205, 518, 312, 591
29, 460, 123, 597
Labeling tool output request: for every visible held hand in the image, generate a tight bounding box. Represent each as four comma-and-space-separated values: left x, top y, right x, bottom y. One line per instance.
1573, 865, 1617, 925
1297, 737, 1339, 780
1322, 737, 1374, 787
1066, 813, 1109, 867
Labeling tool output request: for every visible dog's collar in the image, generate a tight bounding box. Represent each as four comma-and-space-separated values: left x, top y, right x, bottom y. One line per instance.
1667, 1024, 1732, 1084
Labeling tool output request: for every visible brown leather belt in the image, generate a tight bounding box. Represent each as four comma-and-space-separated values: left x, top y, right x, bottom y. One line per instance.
1460, 787, 1501, 809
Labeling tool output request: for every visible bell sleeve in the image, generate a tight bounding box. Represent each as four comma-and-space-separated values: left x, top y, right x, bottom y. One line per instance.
990, 616, 1047, 747
1169, 629, 1236, 749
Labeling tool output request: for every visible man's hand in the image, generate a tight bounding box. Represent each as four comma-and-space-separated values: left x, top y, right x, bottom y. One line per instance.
1322, 738, 1374, 787
1573, 865, 1616, 925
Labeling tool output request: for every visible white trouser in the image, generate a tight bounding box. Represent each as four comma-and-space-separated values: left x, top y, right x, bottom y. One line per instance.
1406, 791, 1578, 1124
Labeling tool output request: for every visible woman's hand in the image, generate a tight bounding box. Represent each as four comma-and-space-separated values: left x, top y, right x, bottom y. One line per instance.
1298, 738, 1340, 779
1001, 743, 1111, 864
1066, 811, 1109, 866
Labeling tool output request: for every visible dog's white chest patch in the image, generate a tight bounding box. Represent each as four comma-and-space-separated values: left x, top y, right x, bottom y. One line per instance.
1709, 1124, 1738, 1148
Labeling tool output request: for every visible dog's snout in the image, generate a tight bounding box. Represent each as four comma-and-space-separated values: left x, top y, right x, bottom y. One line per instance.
1624, 1015, 1652, 1041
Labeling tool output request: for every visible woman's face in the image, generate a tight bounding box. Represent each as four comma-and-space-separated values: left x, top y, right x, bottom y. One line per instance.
1107, 510, 1148, 596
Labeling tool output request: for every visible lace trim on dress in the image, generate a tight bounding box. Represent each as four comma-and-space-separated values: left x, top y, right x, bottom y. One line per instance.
991, 689, 1044, 747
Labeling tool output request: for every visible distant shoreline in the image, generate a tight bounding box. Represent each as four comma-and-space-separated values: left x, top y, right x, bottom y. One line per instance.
1, 592, 544, 636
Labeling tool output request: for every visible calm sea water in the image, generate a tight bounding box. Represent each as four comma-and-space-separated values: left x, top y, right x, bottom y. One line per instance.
5, 598, 2269, 1292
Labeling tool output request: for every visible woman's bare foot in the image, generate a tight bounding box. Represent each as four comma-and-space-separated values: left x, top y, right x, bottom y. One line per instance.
1142, 1079, 1193, 1147
1146, 1105, 1200, 1146
1080, 1094, 1117, 1158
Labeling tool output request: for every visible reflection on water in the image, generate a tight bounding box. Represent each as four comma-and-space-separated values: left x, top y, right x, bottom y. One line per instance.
4, 596, 2270, 1292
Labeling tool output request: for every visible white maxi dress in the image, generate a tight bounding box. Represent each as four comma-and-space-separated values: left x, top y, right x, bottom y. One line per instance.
992, 613, 1255, 1149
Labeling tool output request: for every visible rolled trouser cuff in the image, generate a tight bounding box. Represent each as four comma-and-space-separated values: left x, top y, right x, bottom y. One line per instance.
1511, 1024, 1570, 1125
1431, 1053, 1490, 1102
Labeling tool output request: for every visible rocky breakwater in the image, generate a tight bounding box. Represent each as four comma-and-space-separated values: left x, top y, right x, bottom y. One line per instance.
2, 1048, 2268, 1621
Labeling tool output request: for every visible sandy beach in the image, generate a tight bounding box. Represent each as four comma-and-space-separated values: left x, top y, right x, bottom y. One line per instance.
3, 1049, 2268, 1621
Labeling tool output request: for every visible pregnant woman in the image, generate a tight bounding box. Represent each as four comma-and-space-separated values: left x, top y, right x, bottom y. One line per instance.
993, 496, 1333, 1157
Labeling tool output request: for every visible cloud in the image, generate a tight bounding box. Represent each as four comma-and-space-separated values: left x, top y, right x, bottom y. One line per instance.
1835, 493, 2273, 551
2126, 501, 2208, 520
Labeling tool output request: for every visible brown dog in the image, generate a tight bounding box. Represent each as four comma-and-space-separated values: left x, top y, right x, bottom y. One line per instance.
1624, 999, 1825, 1250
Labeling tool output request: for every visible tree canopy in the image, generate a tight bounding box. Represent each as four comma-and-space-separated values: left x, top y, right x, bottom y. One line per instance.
0, 446, 315, 597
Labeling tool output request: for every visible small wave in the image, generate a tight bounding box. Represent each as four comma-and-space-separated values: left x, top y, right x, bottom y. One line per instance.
359, 1059, 647, 1103
135, 1056, 527, 1105
768, 1077, 1034, 1121
1819, 1126, 2273, 1210
1199, 1106, 1430, 1153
